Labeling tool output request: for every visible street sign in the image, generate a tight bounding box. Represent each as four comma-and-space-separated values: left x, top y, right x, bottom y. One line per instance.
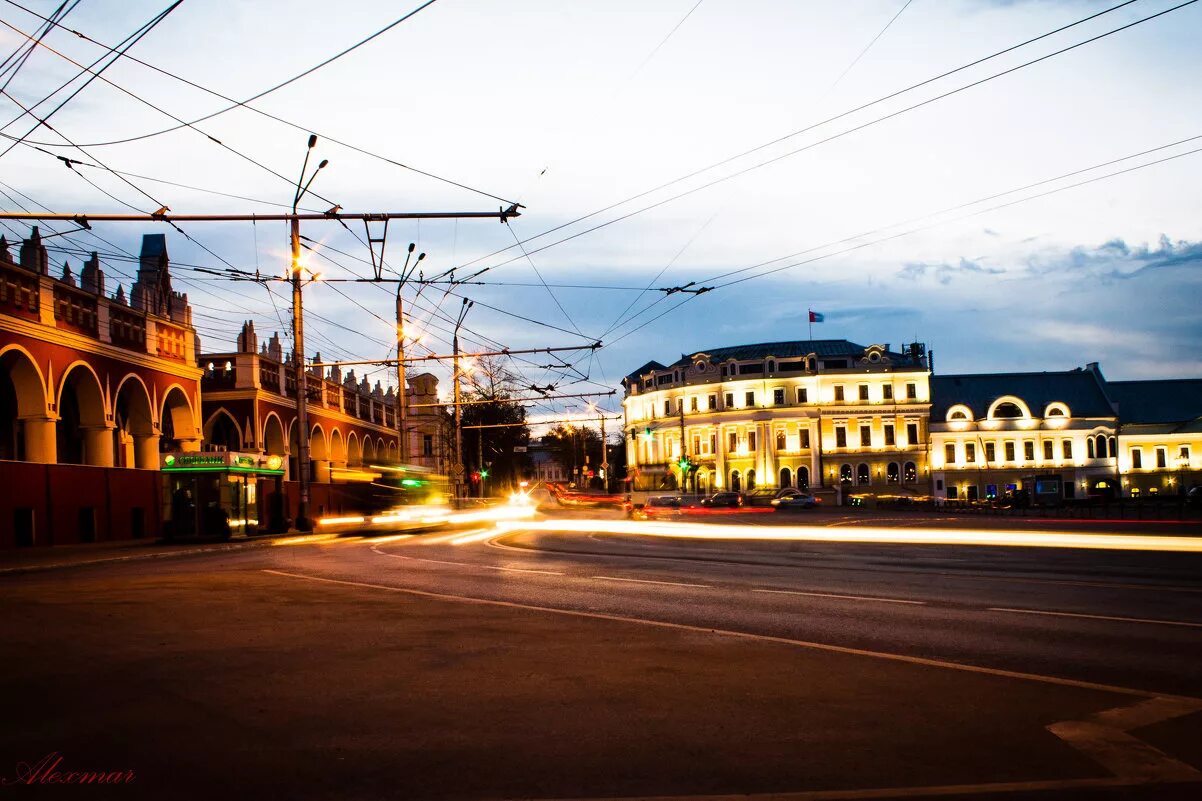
449, 464, 465, 477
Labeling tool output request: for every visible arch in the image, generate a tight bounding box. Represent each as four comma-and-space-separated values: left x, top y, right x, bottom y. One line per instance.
362, 436, 377, 463
797, 465, 809, 489
330, 428, 345, 463
1095, 434, 1109, 459
886, 462, 900, 484
309, 423, 329, 461
779, 467, 791, 488
114, 374, 155, 468
0, 345, 48, 461
161, 385, 198, 448
386, 440, 398, 462
1044, 401, 1070, 418
1087, 438, 1095, 459
856, 463, 870, 485
262, 413, 286, 456
346, 431, 362, 466
376, 438, 386, 463
946, 403, 974, 422
987, 396, 1031, 419
903, 461, 917, 483
746, 468, 756, 490
57, 362, 108, 465
839, 463, 853, 484
697, 470, 709, 495
730, 470, 741, 492
204, 409, 242, 452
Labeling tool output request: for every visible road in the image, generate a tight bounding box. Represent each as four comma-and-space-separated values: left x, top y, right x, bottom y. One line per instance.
3, 509, 1202, 800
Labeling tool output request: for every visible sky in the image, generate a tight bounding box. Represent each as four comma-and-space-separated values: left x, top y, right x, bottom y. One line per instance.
2, 0, 1200, 424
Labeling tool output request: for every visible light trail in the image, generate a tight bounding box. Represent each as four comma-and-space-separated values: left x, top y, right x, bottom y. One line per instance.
492, 519, 1202, 553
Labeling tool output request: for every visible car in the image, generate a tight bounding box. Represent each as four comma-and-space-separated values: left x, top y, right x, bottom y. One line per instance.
637, 495, 685, 519
772, 490, 820, 510
700, 491, 743, 508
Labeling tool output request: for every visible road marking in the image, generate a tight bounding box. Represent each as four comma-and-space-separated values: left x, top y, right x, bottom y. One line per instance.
989, 607, 1202, 629
259, 568, 1199, 702
592, 575, 711, 588
1048, 696, 1202, 782
754, 588, 925, 605
482, 565, 564, 575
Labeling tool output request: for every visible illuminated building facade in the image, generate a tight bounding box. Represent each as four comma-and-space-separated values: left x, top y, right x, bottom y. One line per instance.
1, 229, 202, 546
929, 365, 1120, 503
621, 340, 932, 495
1107, 379, 1202, 498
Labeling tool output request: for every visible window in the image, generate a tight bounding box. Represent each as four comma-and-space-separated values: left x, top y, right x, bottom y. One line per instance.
1156, 447, 1167, 468
884, 424, 895, 447
690, 396, 698, 412
856, 464, 870, 485
708, 394, 717, 410
692, 435, 700, 455
1062, 440, 1072, 459
728, 432, 737, 451
724, 392, 733, 408
423, 435, 433, 457
1004, 441, 1015, 462
1024, 441, 1034, 461
906, 422, 918, 445
966, 442, 976, 463
993, 402, 1023, 418
834, 385, 845, 402
883, 384, 893, 401
887, 462, 899, 483
745, 391, 755, 407
985, 442, 996, 462
1043, 440, 1054, 460
748, 431, 757, 451
903, 461, 917, 483
677, 398, 684, 413
859, 425, 871, 448
1180, 446, 1191, 461
664, 400, 671, 416
710, 433, 716, 453
800, 429, 810, 449
1088, 439, 1095, 459
840, 464, 853, 483
947, 485, 957, 499
1131, 448, 1142, 469
836, 426, 847, 448
950, 410, 968, 420
906, 383, 917, 400
945, 443, 956, 464
858, 384, 869, 401
797, 387, 808, 403
773, 388, 785, 405
776, 431, 786, 450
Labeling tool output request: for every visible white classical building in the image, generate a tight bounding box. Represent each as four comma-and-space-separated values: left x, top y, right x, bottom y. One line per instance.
622, 339, 932, 496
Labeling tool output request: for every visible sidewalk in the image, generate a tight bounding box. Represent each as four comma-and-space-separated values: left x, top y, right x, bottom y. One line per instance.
0, 532, 310, 575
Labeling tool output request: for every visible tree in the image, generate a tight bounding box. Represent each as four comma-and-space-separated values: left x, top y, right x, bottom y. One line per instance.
544, 423, 604, 487
459, 356, 530, 495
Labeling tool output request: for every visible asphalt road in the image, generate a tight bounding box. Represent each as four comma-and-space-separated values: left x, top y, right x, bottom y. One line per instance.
3, 510, 1202, 800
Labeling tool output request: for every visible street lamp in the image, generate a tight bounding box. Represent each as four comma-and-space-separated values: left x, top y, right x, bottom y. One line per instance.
289, 134, 329, 532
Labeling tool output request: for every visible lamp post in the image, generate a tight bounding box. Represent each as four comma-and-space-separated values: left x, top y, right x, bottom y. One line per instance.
290, 135, 328, 532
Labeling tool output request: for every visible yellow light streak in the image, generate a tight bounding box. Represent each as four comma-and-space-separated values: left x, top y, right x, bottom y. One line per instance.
492, 520, 1202, 553
364, 534, 415, 544
272, 533, 344, 546
317, 516, 366, 526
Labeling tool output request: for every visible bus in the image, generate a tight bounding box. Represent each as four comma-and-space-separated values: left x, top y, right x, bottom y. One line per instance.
318, 464, 454, 533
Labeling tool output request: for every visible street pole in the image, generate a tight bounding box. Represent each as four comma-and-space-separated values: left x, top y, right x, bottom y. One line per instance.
478, 429, 484, 498
679, 402, 687, 493
290, 214, 314, 531
396, 284, 408, 464
452, 298, 472, 506
600, 411, 608, 493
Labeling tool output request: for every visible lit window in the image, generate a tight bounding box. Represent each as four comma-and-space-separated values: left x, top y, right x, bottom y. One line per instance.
985, 442, 996, 462
834, 385, 845, 402
690, 397, 698, 412
724, 392, 733, 408
728, 432, 737, 451
883, 384, 893, 401
906, 383, 917, 400
1024, 441, 1034, 461
1156, 448, 1167, 468
708, 395, 716, 410
800, 429, 810, 449
836, 426, 847, 448
664, 400, 671, 416
884, 424, 895, 446
856, 464, 870, 485
944, 443, 956, 463
903, 461, 917, 483
1043, 440, 1053, 460
858, 384, 869, 401
1062, 440, 1072, 459
745, 391, 755, 407
859, 425, 871, 448
1004, 441, 1015, 462
966, 443, 976, 463
773, 388, 785, 405
1131, 448, 1142, 469
776, 431, 786, 450
840, 464, 853, 483
886, 462, 899, 483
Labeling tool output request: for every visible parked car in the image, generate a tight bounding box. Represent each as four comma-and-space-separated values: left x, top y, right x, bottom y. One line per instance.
772, 489, 820, 510
700, 491, 743, 508
637, 495, 685, 519
743, 488, 783, 507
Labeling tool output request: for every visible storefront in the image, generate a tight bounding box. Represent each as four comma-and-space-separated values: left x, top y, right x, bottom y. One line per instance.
161, 452, 285, 539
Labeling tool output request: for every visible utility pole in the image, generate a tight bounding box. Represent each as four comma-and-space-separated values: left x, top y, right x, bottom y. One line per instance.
679, 401, 687, 491
394, 243, 425, 465
452, 298, 472, 506
600, 410, 609, 493
477, 429, 484, 498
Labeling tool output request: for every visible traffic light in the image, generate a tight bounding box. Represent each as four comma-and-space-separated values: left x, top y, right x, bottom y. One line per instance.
677, 456, 692, 472
480, 468, 489, 479
643, 426, 653, 441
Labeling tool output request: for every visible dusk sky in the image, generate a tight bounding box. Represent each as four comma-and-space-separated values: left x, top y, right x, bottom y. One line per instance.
3, 0, 1200, 422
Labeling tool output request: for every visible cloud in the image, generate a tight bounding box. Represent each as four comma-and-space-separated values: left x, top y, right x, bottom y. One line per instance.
895, 257, 1003, 284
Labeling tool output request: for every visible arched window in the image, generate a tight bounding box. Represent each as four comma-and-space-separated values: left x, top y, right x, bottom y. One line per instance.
746, 469, 756, 490
730, 470, 741, 492
903, 461, 917, 483
1109, 437, 1116, 456
950, 410, 968, 420
856, 463, 870, 485
798, 465, 810, 489
840, 464, 853, 484
779, 467, 791, 488
1087, 439, 1095, 459
776, 430, 786, 450
1096, 435, 1108, 459
993, 402, 1023, 418
1047, 407, 1065, 417
886, 462, 899, 484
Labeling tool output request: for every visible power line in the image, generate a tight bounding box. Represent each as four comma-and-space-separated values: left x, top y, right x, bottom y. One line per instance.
828, 0, 914, 91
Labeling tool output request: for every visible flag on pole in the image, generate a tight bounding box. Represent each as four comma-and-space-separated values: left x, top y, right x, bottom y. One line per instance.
809, 310, 824, 323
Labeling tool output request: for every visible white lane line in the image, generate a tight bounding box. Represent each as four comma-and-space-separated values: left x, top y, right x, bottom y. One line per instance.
260, 569, 1199, 702
592, 575, 711, 588
989, 607, 1202, 629
483, 565, 564, 575
755, 588, 926, 605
